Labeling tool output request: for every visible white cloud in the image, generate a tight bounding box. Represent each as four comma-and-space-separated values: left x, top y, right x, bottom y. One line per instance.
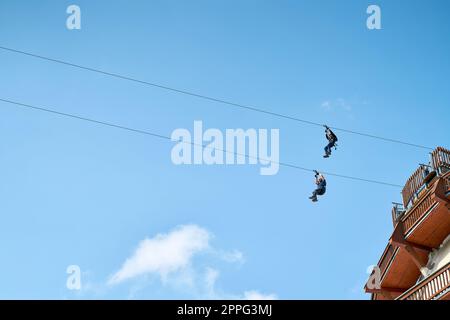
201, 268, 277, 300
107, 224, 277, 300
243, 290, 278, 300
204, 267, 220, 298
321, 100, 331, 110
218, 249, 245, 264
108, 224, 210, 285
337, 98, 352, 111
205, 268, 219, 290
321, 98, 353, 113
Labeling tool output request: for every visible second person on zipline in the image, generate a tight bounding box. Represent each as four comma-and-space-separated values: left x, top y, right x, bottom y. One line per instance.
323, 125, 338, 158
309, 171, 326, 202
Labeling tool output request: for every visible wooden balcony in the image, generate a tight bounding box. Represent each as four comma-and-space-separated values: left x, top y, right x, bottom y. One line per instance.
396, 262, 450, 300
366, 171, 450, 300
402, 165, 429, 209
370, 243, 427, 300
401, 146, 450, 210
431, 147, 450, 175
401, 172, 450, 249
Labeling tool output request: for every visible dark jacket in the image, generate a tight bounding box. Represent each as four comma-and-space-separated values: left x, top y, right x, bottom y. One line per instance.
326, 129, 338, 142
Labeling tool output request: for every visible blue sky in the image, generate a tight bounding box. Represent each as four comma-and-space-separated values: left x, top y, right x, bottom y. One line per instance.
0, 0, 449, 299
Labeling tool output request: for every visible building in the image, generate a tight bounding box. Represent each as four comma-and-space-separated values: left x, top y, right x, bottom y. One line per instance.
365, 147, 450, 300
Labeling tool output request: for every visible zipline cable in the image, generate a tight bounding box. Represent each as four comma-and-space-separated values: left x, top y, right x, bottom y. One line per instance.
0, 45, 433, 151
0, 97, 403, 188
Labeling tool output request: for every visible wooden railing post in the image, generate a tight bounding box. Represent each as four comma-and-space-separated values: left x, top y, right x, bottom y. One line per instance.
397, 262, 450, 300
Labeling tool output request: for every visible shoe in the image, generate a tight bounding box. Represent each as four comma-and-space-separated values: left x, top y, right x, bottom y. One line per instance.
323, 154, 329, 158
312, 198, 318, 202
309, 195, 315, 199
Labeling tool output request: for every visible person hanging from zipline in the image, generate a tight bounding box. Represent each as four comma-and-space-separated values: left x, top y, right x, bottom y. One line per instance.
323, 125, 338, 158
309, 170, 326, 202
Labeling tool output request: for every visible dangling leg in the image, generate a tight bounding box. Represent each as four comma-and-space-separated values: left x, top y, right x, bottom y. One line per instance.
324, 143, 332, 158
309, 189, 318, 201
324, 140, 336, 158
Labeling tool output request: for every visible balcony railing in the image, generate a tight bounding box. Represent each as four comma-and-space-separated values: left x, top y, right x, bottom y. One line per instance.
397, 262, 450, 300
401, 147, 450, 208
402, 166, 428, 208
401, 188, 436, 235
445, 175, 450, 197
400, 170, 450, 236
391, 202, 406, 226
431, 147, 450, 175
378, 245, 398, 280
